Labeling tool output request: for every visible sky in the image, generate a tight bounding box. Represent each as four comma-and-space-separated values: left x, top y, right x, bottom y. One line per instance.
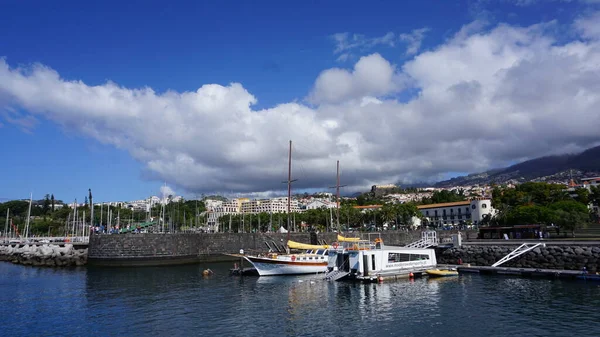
1, 0, 600, 202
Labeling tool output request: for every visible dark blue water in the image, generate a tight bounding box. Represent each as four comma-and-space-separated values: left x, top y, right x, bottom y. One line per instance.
1, 262, 599, 337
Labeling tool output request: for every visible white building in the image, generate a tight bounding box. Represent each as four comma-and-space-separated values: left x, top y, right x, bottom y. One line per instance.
205, 198, 246, 232
417, 198, 496, 227
240, 197, 300, 214
304, 200, 336, 210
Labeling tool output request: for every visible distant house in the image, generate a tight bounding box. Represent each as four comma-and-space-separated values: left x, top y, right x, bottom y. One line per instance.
417, 198, 496, 227
305, 200, 336, 210
371, 184, 398, 197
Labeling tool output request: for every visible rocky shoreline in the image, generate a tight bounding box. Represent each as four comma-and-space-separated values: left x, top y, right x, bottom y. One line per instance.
438, 245, 599, 273
0, 244, 87, 267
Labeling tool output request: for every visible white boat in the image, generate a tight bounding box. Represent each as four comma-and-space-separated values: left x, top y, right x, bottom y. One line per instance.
243, 244, 330, 276
325, 235, 437, 282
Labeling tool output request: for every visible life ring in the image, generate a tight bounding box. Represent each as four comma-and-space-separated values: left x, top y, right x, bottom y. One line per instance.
291, 255, 296, 261
332, 242, 339, 249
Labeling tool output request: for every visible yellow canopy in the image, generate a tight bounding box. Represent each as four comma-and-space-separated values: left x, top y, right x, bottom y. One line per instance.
287, 240, 329, 250
337, 234, 361, 242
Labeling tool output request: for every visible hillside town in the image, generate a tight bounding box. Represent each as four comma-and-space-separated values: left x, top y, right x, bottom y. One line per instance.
47, 176, 598, 233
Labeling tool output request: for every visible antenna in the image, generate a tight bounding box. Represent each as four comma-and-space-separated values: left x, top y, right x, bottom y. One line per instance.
329, 160, 347, 233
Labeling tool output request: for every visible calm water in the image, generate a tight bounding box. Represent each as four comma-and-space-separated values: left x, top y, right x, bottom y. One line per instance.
1, 262, 599, 337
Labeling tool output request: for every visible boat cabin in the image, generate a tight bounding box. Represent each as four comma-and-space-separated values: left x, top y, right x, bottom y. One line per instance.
326, 236, 437, 282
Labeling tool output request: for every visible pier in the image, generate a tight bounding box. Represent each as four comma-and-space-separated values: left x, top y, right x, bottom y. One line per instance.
453, 264, 600, 281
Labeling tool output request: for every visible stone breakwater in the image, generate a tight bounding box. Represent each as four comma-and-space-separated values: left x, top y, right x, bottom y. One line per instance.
0, 244, 87, 267
438, 245, 600, 273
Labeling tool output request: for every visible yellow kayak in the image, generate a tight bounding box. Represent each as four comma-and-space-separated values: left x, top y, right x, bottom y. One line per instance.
426, 269, 459, 277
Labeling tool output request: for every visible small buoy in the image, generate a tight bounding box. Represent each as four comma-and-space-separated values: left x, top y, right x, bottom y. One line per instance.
298, 280, 304, 283
409, 272, 414, 278
378, 276, 383, 283
202, 269, 213, 276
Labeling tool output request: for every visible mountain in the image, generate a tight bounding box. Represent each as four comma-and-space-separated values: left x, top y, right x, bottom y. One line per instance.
434, 145, 600, 187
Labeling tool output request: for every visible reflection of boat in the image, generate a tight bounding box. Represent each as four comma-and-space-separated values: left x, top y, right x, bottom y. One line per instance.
325, 235, 437, 282
426, 269, 458, 277
243, 248, 329, 276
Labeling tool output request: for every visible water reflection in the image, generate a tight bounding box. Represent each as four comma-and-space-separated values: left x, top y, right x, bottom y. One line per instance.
2, 262, 600, 337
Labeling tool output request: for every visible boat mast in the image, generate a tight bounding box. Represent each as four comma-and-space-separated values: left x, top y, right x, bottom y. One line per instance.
283, 140, 297, 233
24, 193, 32, 239
287, 140, 292, 232
4, 208, 9, 242
89, 189, 94, 231
329, 160, 346, 233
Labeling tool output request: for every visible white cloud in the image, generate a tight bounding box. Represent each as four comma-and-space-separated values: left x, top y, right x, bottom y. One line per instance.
160, 185, 176, 198
399, 28, 430, 55
331, 32, 395, 54
309, 53, 404, 104
575, 11, 600, 39
2, 13, 600, 195
331, 32, 395, 62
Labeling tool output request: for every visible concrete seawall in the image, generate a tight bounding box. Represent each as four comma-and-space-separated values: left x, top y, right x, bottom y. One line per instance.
87, 231, 426, 266
438, 245, 600, 273
1, 230, 469, 267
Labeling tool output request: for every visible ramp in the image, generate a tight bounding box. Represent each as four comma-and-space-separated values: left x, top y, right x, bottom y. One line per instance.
325, 270, 349, 281
492, 243, 544, 267
405, 230, 438, 248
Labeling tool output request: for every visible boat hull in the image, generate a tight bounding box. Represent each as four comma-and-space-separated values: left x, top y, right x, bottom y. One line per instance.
426, 269, 458, 277
244, 256, 328, 276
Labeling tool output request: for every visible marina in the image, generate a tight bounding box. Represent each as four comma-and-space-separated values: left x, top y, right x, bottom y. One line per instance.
2, 261, 600, 337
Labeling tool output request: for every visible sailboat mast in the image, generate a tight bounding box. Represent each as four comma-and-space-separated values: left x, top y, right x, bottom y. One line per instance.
336, 160, 341, 233
24, 193, 32, 239
287, 140, 292, 232
4, 208, 9, 242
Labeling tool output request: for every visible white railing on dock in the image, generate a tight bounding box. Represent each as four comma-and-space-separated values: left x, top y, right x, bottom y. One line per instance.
491, 243, 544, 267
405, 230, 438, 248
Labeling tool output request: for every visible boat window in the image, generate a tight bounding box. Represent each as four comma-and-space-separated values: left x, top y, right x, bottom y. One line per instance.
410, 254, 430, 261
316, 249, 324, 255
388, 253, 429, 262
388, 253, 411, 263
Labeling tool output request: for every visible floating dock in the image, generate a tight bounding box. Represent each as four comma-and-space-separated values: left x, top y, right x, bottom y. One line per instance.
454, 265, 599, 281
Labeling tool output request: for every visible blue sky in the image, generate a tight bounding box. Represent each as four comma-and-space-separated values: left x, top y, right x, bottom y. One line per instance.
1, 0, 599, 202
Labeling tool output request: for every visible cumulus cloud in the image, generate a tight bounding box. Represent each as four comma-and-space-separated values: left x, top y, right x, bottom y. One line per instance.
2, 14, 600, 195
309, 53, 404, 104
399, 28, 430, 55
575, 11, 600, 39
160, 185, 176, 198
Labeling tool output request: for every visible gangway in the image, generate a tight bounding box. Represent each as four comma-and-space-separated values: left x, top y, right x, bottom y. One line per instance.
491, 243, 544, 267
404, 230, 438, 248
325, 269, 349, 281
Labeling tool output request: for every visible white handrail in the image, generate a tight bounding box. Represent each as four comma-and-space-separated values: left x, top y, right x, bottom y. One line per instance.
492, 243, 544, 267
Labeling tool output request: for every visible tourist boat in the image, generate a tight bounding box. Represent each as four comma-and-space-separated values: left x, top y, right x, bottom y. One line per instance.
325, 234, 437, 282
242, 240, 330, 276
426, 268, 458, 277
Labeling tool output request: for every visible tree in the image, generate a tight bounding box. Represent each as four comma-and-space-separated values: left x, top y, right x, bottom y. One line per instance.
395, 203, 420, 228
420, 190, 466, 205
43, 194, 50, 215
505, 205, 555, 225
51, 194, 55, 212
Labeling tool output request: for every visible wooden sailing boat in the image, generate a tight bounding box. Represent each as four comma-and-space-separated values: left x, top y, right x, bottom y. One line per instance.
242, 140, 329, 276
